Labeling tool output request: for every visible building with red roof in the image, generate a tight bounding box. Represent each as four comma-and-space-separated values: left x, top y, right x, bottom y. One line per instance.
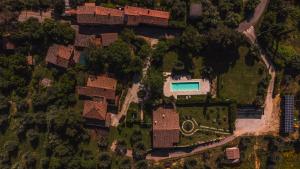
77, 75, 118, 105
124, 5, 170, 27
77, 3, 124, 25
83, 100, 111, 127
152, 107, 180, 148
45, 44, 76, 69
225, 147, 240, 163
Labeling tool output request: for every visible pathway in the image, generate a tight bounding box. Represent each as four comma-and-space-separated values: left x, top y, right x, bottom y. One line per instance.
235, 0, 279, 136
237, 0, 270, 32
110, 38, 157, 126
146, 136, 236, 161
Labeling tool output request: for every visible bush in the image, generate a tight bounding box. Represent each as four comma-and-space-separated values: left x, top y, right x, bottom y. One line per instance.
115, 140, 127, 156
133, 142, 147, 161
119, 158, 131, 169
98, 152, 112, 169
4, 141, 18, 158
26, 129, 39, 148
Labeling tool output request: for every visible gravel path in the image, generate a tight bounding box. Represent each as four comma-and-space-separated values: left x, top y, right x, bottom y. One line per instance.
235, 2, 280, 136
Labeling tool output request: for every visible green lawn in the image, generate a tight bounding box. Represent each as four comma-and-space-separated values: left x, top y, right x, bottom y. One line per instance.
177, 105, 230, 145
218, 46, 267, 104
192, 57, 204, 78
276, 151, 300, 169
163, 52, 178, 72
179, 132, 220, 146
177, 106, 229, 129
108, 124, 151, 149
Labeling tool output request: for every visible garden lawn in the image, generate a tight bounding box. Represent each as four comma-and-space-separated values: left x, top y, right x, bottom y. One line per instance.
177, 106, 229, 130
108, 124, 151, 149
218, 46, 266, 104
163, 52, 178, 72
276, 151, 300, 169
192, 57, 204, 78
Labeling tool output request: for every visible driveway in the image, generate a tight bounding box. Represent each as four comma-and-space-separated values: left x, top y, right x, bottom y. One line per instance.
237, 0, 270, 32
235, 1, 280, 136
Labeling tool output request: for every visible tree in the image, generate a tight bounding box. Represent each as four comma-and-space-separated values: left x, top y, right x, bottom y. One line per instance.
115, 139, 127, 156
98, 152, 112, 169
132, 142, 147, 161
170, 0, 186, 21
245, 0, 260, 17
225, 12, 241, 28
180, 26, 205, 54
4, 141, 18, 158
54, 0, 65, 16
143, 69, 164, 101
42, 19, 75, 44
105, 40, 139, 80
26, 129, 39, 148
98, 137, 109, 150
21, 152, 36, 169
130, 130, 143, 146
184, 158, 198, 169
0, 95, 9, 114
86, 46, 106, 73
135, 160, 149, 169
119, 158, 131, 169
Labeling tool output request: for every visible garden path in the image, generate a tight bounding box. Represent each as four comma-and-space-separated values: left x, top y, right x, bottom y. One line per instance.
110, 38, 157, 126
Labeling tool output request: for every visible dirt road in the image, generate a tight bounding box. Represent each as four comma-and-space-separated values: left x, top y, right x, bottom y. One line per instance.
237, 0, 270, 32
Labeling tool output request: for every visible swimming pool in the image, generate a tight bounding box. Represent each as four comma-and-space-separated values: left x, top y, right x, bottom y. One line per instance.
171, 82, 200, 92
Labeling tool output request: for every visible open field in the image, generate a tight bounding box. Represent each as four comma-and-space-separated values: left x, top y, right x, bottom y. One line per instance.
218, 46, 267, 104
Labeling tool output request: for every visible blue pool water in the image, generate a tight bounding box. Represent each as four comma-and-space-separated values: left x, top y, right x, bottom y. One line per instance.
171, 82, 200, 92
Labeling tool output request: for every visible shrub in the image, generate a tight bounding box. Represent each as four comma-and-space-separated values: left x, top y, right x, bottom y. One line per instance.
4, 141, 18, 158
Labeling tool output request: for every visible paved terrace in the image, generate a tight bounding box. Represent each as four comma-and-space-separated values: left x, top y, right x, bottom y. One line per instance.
163, 76, 210, 98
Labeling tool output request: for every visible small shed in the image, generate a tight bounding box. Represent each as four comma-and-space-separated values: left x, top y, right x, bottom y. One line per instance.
225, 147, 240, 162
40, 78, 52, 87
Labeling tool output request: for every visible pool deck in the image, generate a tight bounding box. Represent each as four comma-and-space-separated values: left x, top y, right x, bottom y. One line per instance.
163, 76, 210, 98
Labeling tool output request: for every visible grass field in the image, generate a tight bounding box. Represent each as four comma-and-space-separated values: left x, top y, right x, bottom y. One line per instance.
163, 52, 178, 72
177, 106, 229, 130
192, 57, 204, 78
177, 105, 230, 145
108, 124, 151, 149
218, 46, 267, 104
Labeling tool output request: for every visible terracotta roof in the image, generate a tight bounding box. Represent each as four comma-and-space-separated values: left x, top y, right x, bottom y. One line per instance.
100, 33, 118, 46
83, 100, 108, 121
226, 147, 240, 160
77, 4, 124, 25
73, 49, 81, 63
124, 6, 170, 19
18, 10, 52, 22
77, 86, 116, 100
45, 44, 74, 68
74, 33, 96, 48
87, 75, 117, 91
152, 107, 180, 148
